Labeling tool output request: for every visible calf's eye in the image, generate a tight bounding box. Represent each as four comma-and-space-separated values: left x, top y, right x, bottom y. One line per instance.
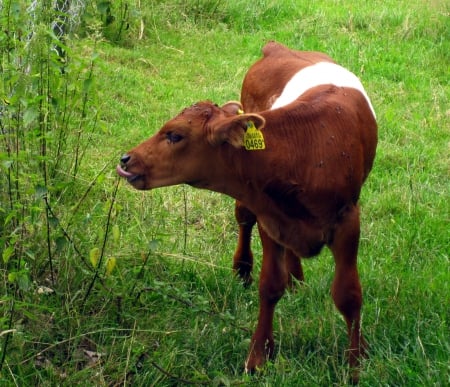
166, 132, 183, 144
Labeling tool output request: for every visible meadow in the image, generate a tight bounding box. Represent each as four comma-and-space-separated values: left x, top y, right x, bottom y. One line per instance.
1, 0, 448, 385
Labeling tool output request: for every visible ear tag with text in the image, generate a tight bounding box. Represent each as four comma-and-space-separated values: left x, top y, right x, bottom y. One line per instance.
244, 121, 265, 150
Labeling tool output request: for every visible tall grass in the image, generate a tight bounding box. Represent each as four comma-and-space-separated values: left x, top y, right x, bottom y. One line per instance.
1, 0, 449, 385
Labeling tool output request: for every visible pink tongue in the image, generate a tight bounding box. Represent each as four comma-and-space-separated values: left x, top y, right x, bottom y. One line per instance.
116, 165, 135, 178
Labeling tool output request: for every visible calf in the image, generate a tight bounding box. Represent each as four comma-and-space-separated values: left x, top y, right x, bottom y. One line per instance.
117, 41, 377, 383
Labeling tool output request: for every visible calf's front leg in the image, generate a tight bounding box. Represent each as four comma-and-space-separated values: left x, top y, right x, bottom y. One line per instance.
245, 225, 288, 372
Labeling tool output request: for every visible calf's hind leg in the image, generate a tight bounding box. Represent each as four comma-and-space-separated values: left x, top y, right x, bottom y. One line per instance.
329, 205, 367, 384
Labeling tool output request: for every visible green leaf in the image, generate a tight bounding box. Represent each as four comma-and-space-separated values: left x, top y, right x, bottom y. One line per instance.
2, 246, 14, 263
8, 272, 16, 283
4, 211, 16, 226
97, 1, 112, 15
106, 257, 116, 276
55, 236, 67, 253
35, 185, 48, 199
83, 78, 93, 93
89, 247, 100, 267
17, 272, 31, 291
23, 107, 39, 127
112, 224, 120, 243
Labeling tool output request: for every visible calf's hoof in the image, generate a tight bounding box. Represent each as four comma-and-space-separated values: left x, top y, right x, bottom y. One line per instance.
233, 261, 253, 287
244, 338, 274, 373
348, 337, 368, 384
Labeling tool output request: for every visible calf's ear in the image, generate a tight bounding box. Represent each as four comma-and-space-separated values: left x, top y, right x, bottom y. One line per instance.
207, 113, 266, 148
243, 113, 265, 130
221, 101, 243, 115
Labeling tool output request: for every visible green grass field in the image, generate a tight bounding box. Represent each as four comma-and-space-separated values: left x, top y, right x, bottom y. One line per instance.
1, 0, 449, 385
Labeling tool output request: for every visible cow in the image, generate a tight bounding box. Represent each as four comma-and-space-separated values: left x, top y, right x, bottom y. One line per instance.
117, 41, 377, 383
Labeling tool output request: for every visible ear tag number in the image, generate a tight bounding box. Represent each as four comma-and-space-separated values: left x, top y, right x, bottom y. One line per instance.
244, 121, 265, 150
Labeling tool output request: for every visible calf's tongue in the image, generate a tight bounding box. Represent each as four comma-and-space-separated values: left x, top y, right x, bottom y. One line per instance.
116, 165, 135, 178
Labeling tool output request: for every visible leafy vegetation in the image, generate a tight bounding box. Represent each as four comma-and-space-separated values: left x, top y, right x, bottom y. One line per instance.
1, 0, 448, 385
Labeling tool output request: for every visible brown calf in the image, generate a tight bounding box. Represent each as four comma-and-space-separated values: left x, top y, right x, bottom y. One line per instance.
117, 41, 377, 383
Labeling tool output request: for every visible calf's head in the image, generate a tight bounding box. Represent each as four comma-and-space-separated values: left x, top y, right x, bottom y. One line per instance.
117, 101, 265, 190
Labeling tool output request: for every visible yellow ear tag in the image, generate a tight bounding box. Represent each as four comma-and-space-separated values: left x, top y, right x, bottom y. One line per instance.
244, 121, 265, 150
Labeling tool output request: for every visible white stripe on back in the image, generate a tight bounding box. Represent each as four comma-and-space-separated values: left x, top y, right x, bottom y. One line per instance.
271, 62, 376, 117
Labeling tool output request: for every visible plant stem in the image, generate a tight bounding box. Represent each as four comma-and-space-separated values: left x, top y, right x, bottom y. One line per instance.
82, 177, 120, 304
0, 298, 16, 373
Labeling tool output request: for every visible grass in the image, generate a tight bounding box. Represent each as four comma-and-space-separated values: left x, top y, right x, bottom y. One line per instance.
1, 0, 449, 385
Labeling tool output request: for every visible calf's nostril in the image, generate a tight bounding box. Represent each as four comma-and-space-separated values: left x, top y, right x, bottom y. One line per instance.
120, 154, 131, 165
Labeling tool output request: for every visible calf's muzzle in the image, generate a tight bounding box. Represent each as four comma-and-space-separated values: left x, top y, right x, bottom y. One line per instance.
116, 153, 144, 187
